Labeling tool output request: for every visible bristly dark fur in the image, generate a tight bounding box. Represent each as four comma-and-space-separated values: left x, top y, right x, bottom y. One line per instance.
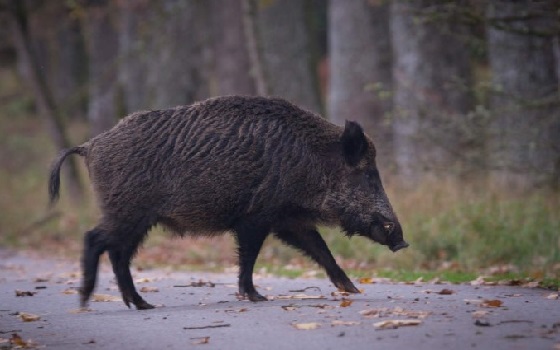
48, 95, 407, 310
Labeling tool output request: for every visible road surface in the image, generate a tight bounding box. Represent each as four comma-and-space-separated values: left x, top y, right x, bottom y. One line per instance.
1, 249, 559, 349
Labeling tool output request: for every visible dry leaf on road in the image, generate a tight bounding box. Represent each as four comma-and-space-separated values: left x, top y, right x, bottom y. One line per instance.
276, 294, 326, 300
471, 310, 489, 319
134, 278, 152, 283
19, 312, 41, 322
481, 299, 503, 308
92, 294, 122, 302
191, 336, 210, 345
358, 277, 374, 284
139, 286, 159, 293
331, 320, 360, 326
9, 333, 38, 348
373, 319, 422, 329
340, 299, 353, 307
293, 322, 320, 330
15, 290, 37, 297
437, 289, 454, 295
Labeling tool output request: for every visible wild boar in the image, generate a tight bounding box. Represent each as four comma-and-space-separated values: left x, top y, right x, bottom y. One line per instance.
49, 95, 408, 310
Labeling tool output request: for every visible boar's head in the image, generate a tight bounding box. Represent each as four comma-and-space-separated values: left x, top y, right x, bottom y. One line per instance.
325, 121, 408, 253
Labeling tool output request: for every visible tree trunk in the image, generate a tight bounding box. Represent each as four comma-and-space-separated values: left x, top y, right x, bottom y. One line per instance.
486, 0, 560, 190
27, 1, 87, 119
391, 0, 474, 184
328, 0, 393, 171
117, 0, 152, 113
8, 0, 83, 201
83, 0, 119, 136
145, 0, 209, 109
209, 0, 256, 96
241, 0, 267, 96
253, 0, 322, 113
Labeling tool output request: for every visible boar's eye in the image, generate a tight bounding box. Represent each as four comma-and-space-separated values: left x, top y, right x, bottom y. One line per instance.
383, 222, 394, 234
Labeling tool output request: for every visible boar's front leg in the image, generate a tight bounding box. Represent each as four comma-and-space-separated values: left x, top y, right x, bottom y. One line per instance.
233, 222, 270, 302
274, 228, 360, 294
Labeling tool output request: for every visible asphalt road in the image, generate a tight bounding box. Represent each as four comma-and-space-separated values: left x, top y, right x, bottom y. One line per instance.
1, 249, 559, 350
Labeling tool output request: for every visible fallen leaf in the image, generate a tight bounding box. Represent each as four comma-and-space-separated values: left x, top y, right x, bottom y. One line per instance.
331, 320, 360, 326
481, 299, 503, 308
62, 288, 78, 295
359, 307, 430, 320
139, 286, 159, 293
191, 336, 210, 345
92, 294, 122, 302
34, 277, 50, 283
373, 319, 422, 329
10, 333, 35, 348
276, 294, 326, 300
135, 278, 152, 283
358, 277, 374, 284
15, 290, 37, 297
359, 308, 388, 318
293, 322, 320, 330
391, 307, 431, 319
546, 293, 558, 300
69, 308, 92, 314
437, 289, 454, 295
471, 310, 489, 319
470, 276, 486, 286
19, 312, 41, 322
429, 277, 442, 284
281, 305, 298, 311
340, 299, 353, 307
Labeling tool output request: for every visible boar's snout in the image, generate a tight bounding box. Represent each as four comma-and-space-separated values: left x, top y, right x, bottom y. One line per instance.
389, 240, 409, 252
386, 221, 409, 252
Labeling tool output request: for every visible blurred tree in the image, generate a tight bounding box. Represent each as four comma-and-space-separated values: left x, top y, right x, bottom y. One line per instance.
117, 0, 210, 112
209, 0, 256, 96
328, 0, 393, 171
117, 0, 152, 112
83, 0, 119, 136
145, 0, 209, 109
391, 0, 474, 184
27, 1, 87, 119
486, 0, 560, 190
7, 0, 83, 200
252, 0, 322, 113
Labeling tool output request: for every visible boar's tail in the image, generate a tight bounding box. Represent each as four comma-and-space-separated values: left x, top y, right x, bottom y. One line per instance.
49, 146, 87, 206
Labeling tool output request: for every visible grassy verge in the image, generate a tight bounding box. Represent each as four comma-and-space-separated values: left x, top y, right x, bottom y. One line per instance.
1, 66, 558, 287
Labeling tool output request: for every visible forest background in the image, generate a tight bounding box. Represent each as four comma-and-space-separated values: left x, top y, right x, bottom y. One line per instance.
0, 0, 559, 285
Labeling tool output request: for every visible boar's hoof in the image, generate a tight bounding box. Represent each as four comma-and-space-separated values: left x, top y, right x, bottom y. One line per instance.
135, 300, 156, 310
238, 292, 268, 302
334, 280, 360, 294
249, 293, 268, 302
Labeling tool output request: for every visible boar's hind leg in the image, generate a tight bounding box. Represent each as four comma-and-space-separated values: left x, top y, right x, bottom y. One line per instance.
107, 219, 154, 310
81, 228, 108, 308
234, 223, 270, 302
274, 228, 360, 294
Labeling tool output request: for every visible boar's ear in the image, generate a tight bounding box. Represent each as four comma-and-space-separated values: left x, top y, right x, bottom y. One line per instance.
341, 120, 368, 166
